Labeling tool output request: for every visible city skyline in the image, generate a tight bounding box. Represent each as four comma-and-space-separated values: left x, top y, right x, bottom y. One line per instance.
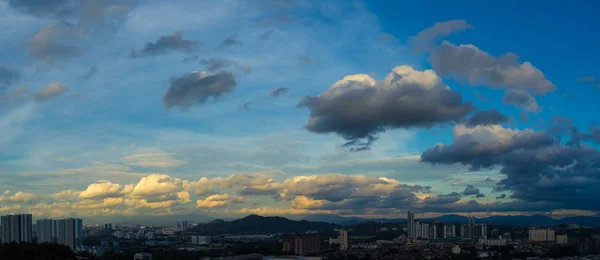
1, 0, 600, 223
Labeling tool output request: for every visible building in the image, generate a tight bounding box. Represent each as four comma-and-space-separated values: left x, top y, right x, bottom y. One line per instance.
468, 216, 475, 239
1, 214, 33, 243
339, 230, 349, 250
191, 235, 211, 245
429, 225, 437, 239
283, 240, 292, 252
36, 219, 56, 243
460, 224, 469, 239
133, 252, 152, 260
443, 224, 456, 238
503, 232, 511, 241
407, 211, 415, 238
478, 238, 506, 246
556, 234, 568, 244
473, 224, 487, 239
529, 228, 555, 242
414, 222, 429, 239
56, 218, 83, 250
491, 228, 500, 239
452, 245, 461, 254
294, 235, 320, 256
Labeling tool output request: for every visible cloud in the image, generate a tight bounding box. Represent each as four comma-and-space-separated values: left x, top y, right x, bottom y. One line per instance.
182, 55, 199, 63
129, 174, 183, 198
430, 41, 556, 94
0, 191, 36, 203
299, 65, 474, 148
34, 82, 68, 102
196, 194, 247, 208
502, 89, 541, 112
577, 76, 600, 89
270, 87, 288, 97
466, 109, 509, 127
496, 194, 507, 199
79, 181, 122, 200
28, 23, 82, 63
4, 0, 71, 17
121, 149, 186, 168
0, 66, 22, 88
238, 102, 251, 111
409, 20, 473, 51
82, 66, 99, 80
217, 33, 242, 49
200, 58, 251, 73
260, 29, 274, 40
51, 190, 81, 201
421, 124, 600, 211
163, 71, 237, 109
298, 55, 320, 66
131, 32, 200, 58
462, 185, 484, 197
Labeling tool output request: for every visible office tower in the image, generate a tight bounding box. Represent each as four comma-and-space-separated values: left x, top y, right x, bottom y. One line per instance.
57, 218, 83, 250
294, 235, 320, 256
1, 214, 32, 243
468, 216, 475, 239
339, 230, 349, 250
529, 228, 555, 242
407, 211, 415, 238
36, 219, 56, 243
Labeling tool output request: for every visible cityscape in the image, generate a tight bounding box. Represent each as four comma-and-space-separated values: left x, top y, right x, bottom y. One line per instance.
1, 0, 600, 259
1, 212, 600, 259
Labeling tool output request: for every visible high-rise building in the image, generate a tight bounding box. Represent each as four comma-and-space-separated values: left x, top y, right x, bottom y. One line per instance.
36, 219, 57, 243
460, 224, 469, 238
491, 228, 500, 239
429, 225, 437, 239
294, 235, 320, 256
407, 211, 415, 238
443, 224, 456, 238
468, 216, 475, 239
415, 222, 429, 239
1, 214, 32, 243
339, 230, 349, 250
56, 218, 83, 250
472, 224, 487, 239
556, 234, 568, 244
529, 228, 555, 242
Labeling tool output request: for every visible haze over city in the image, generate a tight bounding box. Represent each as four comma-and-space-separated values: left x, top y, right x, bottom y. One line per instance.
1, 0, 600, 227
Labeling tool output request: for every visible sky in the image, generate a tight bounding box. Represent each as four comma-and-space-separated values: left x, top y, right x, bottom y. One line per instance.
1, 0, 600, 224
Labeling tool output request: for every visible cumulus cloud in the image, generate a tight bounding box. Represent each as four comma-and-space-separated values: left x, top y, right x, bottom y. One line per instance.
422, 124, 600, 211
0, 191, 36, 203
270, 87, 288, 97
200, 58, 251, 73
300, 65, 474, 149
79, 181, 122, 200
217, 33, 242, 49
28, 23, 82, 63
163, 71, 237, 109
410, 20, 473, 51
466, 109, 508, 127
430, 41, 556, 94
502, 89, 541, 112
462, 185, 484, 197
131, 32, 200, 58
34, 82, 68, 102
129, 174, 183, 198
196, 194, 247, 208
51, 190, 81, 201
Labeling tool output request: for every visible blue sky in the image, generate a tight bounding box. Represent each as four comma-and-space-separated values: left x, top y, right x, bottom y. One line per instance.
0, 0, 599, 224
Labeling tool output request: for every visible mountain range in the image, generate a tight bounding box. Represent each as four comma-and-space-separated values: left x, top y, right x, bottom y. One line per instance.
301, 214, 600, 227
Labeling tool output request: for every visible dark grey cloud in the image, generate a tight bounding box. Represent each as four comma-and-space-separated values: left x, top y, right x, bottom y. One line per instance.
409, 20, 472, 51
163, 71, 237, 109
462, 185, 484, 197
200, 58, 251, 73
270, 87, 288, 97
238, 102, 251, 111
340, 135, 378, 152
423, 192, 462, 205
421, 123, 600, 211
0, 66, 22, 89
548, 116, 600, 147
217, 34, 242, 49
300, 66, 475, 149
131, 32, 200, 58
10, 0, 136, 63
502, 89, 541, 112
430, 41, 556, 94
496, 194, 507, 199
260, 29, 274, 40
466, 109, 508, 127
298, 55, 319, 66
82, 66, 98, 80
182, 55, 199, 63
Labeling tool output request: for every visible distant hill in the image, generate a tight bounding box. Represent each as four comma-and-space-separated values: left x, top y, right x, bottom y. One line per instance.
195, 214, 341, 234
303, 214, 600, 227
